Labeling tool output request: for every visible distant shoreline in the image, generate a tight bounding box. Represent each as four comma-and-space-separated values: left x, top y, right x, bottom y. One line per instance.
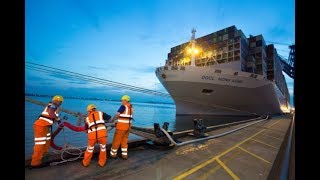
25, 93, 175, 105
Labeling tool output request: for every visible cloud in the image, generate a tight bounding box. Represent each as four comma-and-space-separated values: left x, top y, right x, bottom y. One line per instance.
286, 79, 294, 96
138, 32, 176, 47
26, 75, 45, 81
71, 0, 101, 30
133, 66, 156, 73
286, 81, 294, 87
138, 34, 153, 41
267, 26, 291, 38
87, 65, 109, 71
288, 87, 294, 95
86, 64, 160, 90
26, 69, 102, 89
26, 67, 167, 97
68, 81, 89, 85
25, 82, 173, 103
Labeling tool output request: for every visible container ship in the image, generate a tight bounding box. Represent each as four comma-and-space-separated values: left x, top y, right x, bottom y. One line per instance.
155, 25, 290, 116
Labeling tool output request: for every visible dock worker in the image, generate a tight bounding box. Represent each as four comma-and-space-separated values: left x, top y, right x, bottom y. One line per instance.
30, 95, 64, 167
82, 104, 111, 167
110, 95, 133, 160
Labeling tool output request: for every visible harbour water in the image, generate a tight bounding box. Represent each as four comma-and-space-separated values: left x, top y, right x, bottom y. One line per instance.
25, 96, 256, 159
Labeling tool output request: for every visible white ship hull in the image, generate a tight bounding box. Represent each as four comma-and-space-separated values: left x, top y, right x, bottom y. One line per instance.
156, 62, 290, 116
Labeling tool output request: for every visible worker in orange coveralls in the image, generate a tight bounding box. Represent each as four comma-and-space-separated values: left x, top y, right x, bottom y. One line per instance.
110, 95, 133, 160
30, 95, 64, 167
82, 104, 111, 167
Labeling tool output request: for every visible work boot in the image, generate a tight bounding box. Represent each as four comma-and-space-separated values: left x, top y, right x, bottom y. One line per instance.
27, 164, 46, 169
109, 154, 118, 159
82, 161, 90, 167
98, 163, 105, 167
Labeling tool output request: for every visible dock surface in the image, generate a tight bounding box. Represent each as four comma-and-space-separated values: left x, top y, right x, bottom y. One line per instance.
25, 115, 293, 180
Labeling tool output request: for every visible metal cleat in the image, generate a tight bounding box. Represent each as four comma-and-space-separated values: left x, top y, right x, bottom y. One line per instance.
153, 122, 180, 145
193, 119, 207, 138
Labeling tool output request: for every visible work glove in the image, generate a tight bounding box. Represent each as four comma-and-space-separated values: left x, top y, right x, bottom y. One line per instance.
56, 117, 64, 127
58, 121, 64, 127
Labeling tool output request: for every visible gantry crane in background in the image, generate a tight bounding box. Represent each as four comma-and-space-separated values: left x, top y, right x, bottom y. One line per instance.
279, 44, 295, 79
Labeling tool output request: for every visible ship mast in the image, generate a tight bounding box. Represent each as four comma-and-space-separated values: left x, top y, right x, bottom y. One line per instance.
190, 28, 196, 66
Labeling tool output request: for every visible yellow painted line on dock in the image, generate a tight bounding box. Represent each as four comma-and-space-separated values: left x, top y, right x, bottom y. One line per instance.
197, 150, 242, 180
259, 133, 282, 141
172, 156, 217, 179
237, 146, 272, 164
172, 120, 281, 180
251, 138, 278, 149
267, 120, 281, 128
216, 158, 240, 180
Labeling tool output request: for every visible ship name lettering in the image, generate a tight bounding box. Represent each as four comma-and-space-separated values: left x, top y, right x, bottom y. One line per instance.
201, 76, 214, 80
201, 76, 242, 83
218, 78, 231, 82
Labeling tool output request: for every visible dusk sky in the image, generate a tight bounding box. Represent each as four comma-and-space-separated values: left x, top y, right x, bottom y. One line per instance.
25, 0, 295, 105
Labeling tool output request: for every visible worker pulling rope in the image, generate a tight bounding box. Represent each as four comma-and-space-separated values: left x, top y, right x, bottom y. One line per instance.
49, 121, 115, 166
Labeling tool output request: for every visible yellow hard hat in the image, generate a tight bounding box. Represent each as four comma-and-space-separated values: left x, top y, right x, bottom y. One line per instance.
52, 95, 64, 102
87, 104, 97, 111
121, 95, 130, 101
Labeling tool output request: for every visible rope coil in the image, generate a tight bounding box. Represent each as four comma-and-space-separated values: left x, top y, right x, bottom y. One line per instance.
50, 143, 86, 166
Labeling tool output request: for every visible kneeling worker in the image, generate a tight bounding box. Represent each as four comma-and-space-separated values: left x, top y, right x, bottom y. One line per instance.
82, 104, 111, 167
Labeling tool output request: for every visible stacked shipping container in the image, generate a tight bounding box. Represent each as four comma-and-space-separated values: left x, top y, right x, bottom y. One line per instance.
247, 35, 267, 76
167, 26, 248, 69
265, 44, 289, 100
